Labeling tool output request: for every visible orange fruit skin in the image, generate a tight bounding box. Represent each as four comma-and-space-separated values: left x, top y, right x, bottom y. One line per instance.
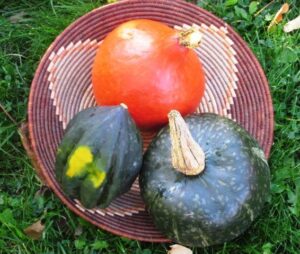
92, 19, 205, 130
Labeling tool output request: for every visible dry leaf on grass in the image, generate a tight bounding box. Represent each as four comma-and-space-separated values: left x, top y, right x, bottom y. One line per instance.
74, 224, 83, 237
167, 244, 193, 254
268, 3, 289, 31
24, 220, 45, 240
8, 11, 27, 24
34, 185, 49, 198
284, 15, 300, 33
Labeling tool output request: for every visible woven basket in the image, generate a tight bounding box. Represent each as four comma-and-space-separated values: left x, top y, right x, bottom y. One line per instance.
25, 0, 274, 242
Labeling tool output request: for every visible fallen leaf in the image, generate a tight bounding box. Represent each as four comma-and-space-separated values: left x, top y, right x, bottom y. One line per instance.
34, 185, 49, 198
267, 3, 289, 31
8, 11, 27, 24
74, 224, 83, 237
284, 15, 300, 33
168, 244, 193, 254
24, 220, 45, 240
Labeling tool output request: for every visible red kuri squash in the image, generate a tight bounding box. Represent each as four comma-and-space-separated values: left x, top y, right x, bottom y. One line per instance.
92, 19, 205, 130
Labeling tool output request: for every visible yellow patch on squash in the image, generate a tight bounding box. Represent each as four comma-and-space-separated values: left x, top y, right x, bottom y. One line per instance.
66, 146, 106, 188
88, 169, 106, 188
66, 146, 93, 178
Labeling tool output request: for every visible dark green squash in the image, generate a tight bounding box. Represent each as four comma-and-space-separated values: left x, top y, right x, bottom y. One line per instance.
56, 105, 143, 209
140, 110, 270, 247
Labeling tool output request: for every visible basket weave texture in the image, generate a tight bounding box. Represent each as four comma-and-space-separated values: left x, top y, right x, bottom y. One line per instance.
27, 0, 274, 242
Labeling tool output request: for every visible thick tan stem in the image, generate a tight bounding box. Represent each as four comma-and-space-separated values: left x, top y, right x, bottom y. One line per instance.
120, 103, 128, 109
168, 110, 205, 176
177, 26, 202, 49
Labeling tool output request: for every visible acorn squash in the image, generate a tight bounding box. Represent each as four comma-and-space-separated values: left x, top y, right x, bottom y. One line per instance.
56, 105, 143, 209
140, 110, 270, 247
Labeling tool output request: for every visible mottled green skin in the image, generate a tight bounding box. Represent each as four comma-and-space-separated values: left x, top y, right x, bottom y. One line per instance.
56, 106, 143, 209
140, 113, 270, 247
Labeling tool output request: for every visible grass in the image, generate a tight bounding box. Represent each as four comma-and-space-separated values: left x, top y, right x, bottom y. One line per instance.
0, 0, 299, 253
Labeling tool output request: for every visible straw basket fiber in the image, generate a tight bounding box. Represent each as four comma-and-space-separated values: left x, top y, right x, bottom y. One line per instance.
26, 0, 274, 242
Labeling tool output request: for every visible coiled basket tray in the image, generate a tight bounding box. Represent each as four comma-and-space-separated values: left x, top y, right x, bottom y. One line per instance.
25, 0, 274, 242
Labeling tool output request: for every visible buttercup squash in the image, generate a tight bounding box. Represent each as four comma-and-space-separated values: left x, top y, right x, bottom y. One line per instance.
140, 111, 270, 247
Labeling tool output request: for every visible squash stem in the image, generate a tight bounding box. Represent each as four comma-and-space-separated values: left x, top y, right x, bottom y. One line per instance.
168, 110, 205, 176
120, 103, 128, 109
177, 26, 202, 49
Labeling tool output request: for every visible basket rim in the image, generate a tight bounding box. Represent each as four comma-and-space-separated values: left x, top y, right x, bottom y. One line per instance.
27, 0, 274, 242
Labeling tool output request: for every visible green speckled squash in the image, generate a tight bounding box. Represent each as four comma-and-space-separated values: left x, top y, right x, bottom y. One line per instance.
56, 105, 143, 209
140, 110, 270, 247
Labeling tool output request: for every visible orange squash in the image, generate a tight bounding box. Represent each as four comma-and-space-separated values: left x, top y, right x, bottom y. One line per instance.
92, 19, 205, 130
